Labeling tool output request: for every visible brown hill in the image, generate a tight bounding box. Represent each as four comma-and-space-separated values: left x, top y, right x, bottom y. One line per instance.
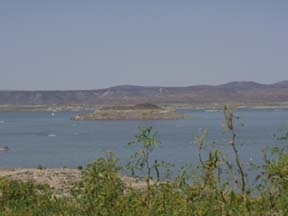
0, 81, 287, 108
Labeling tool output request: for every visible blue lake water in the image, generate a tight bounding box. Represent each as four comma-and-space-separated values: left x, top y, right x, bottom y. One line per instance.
0, 109, 287, 170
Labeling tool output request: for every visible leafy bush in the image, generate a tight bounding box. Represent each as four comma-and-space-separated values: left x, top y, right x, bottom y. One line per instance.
0, 178, 71, 215
74, 152, 125, 215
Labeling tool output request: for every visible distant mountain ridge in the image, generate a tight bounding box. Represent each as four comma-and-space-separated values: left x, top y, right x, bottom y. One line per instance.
0, 81, 288, 107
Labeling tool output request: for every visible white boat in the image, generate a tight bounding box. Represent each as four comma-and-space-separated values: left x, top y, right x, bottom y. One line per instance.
0, 146, 9, 152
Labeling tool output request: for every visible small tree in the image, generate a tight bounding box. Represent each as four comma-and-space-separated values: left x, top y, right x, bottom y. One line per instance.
127, 127, 160, 185
224, 105, 246, 194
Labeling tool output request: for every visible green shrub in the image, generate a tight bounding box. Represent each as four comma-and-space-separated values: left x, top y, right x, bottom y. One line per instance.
74, 152, 125, 215
0, 178, 59, 215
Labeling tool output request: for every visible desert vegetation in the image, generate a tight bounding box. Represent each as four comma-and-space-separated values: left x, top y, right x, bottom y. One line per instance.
0, 107, 288, 215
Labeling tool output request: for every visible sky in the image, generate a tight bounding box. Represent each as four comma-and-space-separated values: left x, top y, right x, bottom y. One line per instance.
0, 1, 287, 90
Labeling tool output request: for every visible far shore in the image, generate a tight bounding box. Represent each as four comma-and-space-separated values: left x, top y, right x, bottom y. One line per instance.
0, 103, 288, 112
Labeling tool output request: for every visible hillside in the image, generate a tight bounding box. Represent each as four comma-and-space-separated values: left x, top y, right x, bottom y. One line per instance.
0, 81, 288, 108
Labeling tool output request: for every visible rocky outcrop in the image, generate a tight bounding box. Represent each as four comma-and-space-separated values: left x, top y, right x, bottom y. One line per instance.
72, 103, 185, 120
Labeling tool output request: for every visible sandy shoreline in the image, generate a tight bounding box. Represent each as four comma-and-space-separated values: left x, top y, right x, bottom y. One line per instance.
0, 168, 148, 195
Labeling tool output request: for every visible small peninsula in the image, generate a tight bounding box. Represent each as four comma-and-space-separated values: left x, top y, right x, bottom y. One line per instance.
72, 103, 185, 120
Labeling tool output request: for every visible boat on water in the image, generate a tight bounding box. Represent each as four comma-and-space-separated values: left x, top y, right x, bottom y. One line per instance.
205, 109, 219, 112
0, 146, 9, 152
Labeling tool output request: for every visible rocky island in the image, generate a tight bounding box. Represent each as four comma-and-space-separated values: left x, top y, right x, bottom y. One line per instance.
72, 103, 185, 120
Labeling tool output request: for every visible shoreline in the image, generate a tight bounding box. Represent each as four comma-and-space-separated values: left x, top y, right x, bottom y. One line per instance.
0, 103, 288, 112
0, 168, 149, 195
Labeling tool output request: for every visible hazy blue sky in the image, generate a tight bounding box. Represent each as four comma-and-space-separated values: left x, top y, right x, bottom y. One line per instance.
0, 1, 287, 90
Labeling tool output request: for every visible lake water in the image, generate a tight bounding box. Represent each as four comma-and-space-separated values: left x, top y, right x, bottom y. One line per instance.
0, 109, 287, 170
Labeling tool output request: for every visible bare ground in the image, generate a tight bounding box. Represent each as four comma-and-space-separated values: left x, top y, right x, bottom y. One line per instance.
0, 168, 149, 195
